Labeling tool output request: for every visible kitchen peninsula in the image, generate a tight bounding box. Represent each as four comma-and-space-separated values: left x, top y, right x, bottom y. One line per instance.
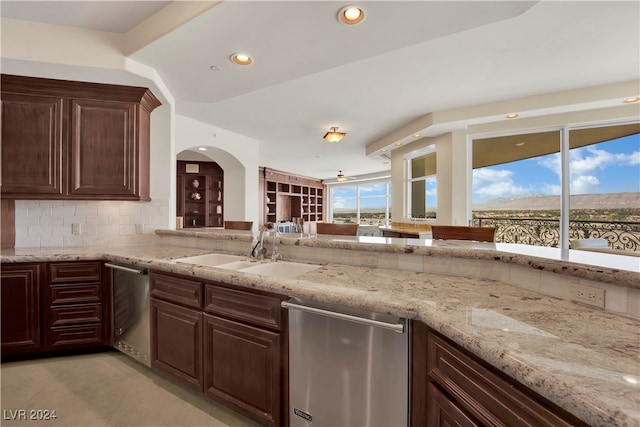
2, 230, 639, 427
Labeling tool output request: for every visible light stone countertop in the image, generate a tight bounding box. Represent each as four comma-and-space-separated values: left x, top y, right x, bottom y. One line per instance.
2, 238, 639, 427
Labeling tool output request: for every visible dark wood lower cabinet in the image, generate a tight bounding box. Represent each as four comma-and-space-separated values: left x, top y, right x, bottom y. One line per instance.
149, 271, 287, 427
1, 261, 110, 360
1, 263, 44, 356
412, 321, 588, 427
203, 314, 281, 427
150, 298, 203, 392
427, 382, 478, 427
45, 261, 110, 352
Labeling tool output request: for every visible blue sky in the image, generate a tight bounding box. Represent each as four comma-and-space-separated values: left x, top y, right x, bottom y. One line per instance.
472, 133, 640, 203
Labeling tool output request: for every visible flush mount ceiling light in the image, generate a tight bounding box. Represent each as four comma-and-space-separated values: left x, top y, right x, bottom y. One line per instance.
506, 113, 519, 119
623, 97, 640, 104
323, 127, 346, 143
230, 53, 253, 66
338, 5, 366, 25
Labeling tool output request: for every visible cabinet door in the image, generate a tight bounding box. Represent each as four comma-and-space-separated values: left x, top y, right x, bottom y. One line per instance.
1, 93, 64, 197
151, 298, 203, 391
69, 99, 138, 198
1, 263, 43, 356
203, 314, 281, 427
427, 382, 479, 427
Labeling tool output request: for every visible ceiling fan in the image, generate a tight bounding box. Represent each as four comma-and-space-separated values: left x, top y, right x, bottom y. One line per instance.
336, 170, 357, 182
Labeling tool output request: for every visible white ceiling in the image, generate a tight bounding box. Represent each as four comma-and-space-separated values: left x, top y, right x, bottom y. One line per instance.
2, 1, 639, 181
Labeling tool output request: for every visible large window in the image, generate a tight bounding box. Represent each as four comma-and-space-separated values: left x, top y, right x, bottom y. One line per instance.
472, 122, 639, 251
407, 147, 437, 219
330, 180, 391, 226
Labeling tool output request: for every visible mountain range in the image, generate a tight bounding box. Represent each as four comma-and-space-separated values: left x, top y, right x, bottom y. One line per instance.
473, 192, 639, 211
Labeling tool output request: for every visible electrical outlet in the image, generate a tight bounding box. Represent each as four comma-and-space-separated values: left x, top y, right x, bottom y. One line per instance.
71, 223, 81, 235
360, 254, 378, 267
135, 223, 144, 234
570, 284, 605, 308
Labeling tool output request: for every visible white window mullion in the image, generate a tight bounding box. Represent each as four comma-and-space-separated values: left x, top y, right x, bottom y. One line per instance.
560, 127, 570, 250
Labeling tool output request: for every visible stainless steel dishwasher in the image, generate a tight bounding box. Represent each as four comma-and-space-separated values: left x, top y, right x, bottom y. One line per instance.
106, 262, 150, 367
283, 298, 409, 427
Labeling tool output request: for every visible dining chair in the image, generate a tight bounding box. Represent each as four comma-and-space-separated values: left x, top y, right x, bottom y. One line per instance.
224, 220, 253, 231
316, 222, 359, 236
430, 225, 496, 242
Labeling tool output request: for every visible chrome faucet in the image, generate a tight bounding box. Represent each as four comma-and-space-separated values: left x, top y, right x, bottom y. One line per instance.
251, 223, 270, 260
271, 225, 282, 262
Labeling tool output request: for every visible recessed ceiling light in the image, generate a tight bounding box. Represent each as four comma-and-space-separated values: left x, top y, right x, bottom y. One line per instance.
623, 97, 640, 104
338, 6, 366, 25
395, 142, 403, 147
506, 113, 519, 119
380, 148, 387, 153
412, 134, 422, 138
515, 142, 525, 147
198, 147, 207, 151
230, 53, 253, 66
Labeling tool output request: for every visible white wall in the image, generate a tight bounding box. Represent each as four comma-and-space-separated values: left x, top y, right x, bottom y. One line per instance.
175, 115, 260, 227
391, 133, 464, 225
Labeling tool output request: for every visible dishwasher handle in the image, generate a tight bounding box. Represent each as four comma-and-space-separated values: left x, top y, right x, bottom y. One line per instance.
105, 262, 148, 275
281, 300, 405, 333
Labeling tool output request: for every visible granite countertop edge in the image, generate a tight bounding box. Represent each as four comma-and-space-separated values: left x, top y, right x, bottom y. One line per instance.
1, 245, 638, 427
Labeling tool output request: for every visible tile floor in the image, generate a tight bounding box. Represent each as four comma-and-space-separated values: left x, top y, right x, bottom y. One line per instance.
0, 351, 262, 427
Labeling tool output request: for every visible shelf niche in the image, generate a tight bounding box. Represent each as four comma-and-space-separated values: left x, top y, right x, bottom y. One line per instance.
177, 161, 224, 228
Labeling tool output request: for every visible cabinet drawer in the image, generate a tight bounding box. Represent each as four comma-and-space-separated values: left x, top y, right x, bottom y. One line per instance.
150, 272, 202, 309
50, 304, 102, 326
50, 283, 101, 305
49, 324, 103, 348
204, 284, 282, 330
49, 262, 102, 283
427, 331, 574, 427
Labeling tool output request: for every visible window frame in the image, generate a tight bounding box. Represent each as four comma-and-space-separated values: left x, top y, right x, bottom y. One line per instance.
405, 145, 437, 221
470, 118, 639, 250
328, 178, 392, 226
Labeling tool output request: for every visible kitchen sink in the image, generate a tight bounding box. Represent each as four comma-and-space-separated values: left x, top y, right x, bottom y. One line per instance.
174, 253, 321, 279
214, 260, 259, 270
174, 253, 246, 266
238, 261, 321, 279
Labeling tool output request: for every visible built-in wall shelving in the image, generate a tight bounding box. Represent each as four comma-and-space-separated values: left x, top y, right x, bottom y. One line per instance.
260, 167, 324, 227
177, 161, 224, 228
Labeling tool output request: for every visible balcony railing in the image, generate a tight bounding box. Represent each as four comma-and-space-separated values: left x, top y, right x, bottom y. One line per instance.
472, 217, 640, 252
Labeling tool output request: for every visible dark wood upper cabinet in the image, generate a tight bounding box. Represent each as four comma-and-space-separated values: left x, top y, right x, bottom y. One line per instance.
0, 74, 161, 201
1, 93, 64, 196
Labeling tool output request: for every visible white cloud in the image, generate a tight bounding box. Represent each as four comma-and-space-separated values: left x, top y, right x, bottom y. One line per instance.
571, 175, 600, 194
473, 168, 529, 199
537, 146, 640, 194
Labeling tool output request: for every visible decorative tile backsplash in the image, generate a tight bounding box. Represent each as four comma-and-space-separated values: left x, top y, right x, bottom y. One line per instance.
14, 199, 169, 248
